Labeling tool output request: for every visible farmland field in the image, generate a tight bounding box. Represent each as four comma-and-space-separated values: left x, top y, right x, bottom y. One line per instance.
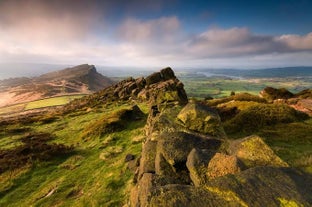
0, 95, 85, 115
178, 74, 312, 98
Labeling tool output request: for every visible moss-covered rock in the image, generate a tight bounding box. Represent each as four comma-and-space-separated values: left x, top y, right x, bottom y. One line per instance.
155, 151, 175, 176
186, 148, 215, 186
228, 135, 288, 168
157, 131, 222, 166
139, 140, 157, 177
206, 167, 312, 207
131, 173, 155, 207
145, 106, 184, 140
149, 184, 245, 207
177, 103, 226, 138
145, 72, 163, 85
160, 67, 176, 80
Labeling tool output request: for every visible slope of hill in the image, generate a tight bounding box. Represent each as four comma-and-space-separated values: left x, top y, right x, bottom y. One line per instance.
0, 64, 114, 108
0, 68, 311, 206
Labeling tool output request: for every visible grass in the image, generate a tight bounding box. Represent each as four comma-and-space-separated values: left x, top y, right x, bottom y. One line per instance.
25, 95, 85, 110
257, 119, 312, 173
0, 104, 26, 115
0, 102, 147, 206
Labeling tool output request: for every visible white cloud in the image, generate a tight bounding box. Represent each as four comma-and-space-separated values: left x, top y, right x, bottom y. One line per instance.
187, 27, 288, 58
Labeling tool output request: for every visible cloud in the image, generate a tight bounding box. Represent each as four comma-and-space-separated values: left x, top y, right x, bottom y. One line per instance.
0, 4, 311, 69
187, 27, 312, 58
187, 27, 288, 58
0, 0, 102, 45
118, 16, 180, 43
277, 33, 312, 50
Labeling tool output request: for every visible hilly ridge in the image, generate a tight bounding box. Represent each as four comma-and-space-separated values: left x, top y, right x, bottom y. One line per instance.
0, 64, 114, 108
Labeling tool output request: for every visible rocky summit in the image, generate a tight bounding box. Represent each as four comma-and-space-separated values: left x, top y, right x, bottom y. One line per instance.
127, 68, 311, 207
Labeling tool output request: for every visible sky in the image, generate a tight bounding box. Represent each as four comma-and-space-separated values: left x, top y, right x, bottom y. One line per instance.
1, 0, 312, 70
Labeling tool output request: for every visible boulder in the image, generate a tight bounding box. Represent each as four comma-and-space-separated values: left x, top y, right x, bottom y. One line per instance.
207, 167, 312, 207
146, 72, 162, 85
186, 148, 215, 186
132, 173, 155, 207
152, 80, 188, 109
149, 184, 244, 207
206, 153, 241, 179
228, 135, 288, 168
157, 131, 222, 166
125, 154, 135, 162
160, 67, 176, 80
145, 106, 183, 140
155, 149, 191, 185
139, 140, 157, 177
177, 103, 226, 138
155, 151, 176, 178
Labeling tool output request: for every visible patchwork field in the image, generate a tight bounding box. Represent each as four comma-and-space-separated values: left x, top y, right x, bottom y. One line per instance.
178, 75, 312, 98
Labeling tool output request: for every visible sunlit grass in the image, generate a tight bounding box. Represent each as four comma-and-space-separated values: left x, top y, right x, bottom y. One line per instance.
25, 95, 85, 110
0, 102, 147, 206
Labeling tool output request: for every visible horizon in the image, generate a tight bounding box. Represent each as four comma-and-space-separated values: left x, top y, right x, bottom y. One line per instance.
0, 62, 312, 80
0, 0, 312, 74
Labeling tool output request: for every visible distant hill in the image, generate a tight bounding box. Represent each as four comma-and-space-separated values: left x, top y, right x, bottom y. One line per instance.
0, 64, 114, 107
199, 67, 312, 78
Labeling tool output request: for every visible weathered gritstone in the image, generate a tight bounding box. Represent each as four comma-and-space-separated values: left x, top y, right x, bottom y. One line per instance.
129, 68, 312, 207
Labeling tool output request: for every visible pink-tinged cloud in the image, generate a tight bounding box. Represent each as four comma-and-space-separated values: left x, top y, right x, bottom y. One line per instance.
0, 0, 101, 44
118, 16, 180, 43
277, 33, 312, 50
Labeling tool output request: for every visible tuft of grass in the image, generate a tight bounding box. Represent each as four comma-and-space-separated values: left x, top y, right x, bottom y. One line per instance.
206, 93, 266, 107
0, 133, 73, 173
256, 119, 312, 171
224, 103, 308, 134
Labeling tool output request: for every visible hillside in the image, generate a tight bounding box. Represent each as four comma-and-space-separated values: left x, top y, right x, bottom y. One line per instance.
0, 68, 311, 206
0, 64, 114, 108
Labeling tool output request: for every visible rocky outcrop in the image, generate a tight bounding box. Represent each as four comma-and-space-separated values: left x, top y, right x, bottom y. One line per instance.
177, 102, 226, 138
129, 68, 311, 207
64, 67, 187, 113
259, 87, 312, 116
260, 87, 294, 102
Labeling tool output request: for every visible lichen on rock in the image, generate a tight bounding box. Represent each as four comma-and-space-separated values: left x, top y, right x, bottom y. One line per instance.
228, 135, 288, 168
177, 102, 226, 138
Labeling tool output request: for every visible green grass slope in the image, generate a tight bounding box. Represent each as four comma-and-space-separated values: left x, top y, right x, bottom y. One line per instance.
0, 102, 147, 207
